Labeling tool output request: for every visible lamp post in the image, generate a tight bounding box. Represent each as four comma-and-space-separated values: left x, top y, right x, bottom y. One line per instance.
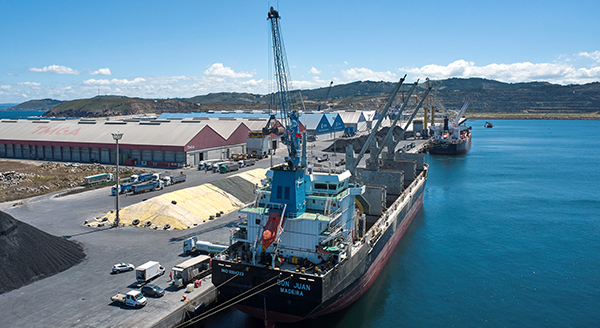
111, 132, 123, 227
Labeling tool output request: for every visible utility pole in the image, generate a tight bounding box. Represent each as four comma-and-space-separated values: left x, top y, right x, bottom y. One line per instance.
111, 132, 123, 227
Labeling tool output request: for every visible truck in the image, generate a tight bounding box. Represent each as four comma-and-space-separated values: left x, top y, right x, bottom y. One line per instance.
211, 161, 229, 173
162, 173, 186, 186
111, 181, 143, 196
110, 290, 147, 308
83, 173, 114, 185
183, 237, 228, 255
247, 131, 270, 159
130, 172, 154, 183
239, 158, 256, 168
230, 153, 248, 161
135, 261, 165, 283
171, 255, 211, 288
219, 162, 239, 174
132, 180, 164, 194
198, 160, 220, 171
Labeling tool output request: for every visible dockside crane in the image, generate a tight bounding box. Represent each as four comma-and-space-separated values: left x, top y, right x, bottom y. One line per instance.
317, 81, 334, 111
268, 7, 302, 170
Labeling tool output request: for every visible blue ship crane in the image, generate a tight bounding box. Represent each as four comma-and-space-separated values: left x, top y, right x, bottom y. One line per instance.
268, 7, 302, 170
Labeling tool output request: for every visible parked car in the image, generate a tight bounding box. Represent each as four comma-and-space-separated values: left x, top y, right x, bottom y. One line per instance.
316, 154, 329, 162
112, 262, 135, 273
141, 284, 165, 298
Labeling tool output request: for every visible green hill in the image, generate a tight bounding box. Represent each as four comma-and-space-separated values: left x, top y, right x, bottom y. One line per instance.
44, 96, 201, 118
7, 99, 63, 111
28, 78, 600, 118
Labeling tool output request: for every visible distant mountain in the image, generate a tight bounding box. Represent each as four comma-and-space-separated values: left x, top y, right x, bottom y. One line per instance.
43, 96, 202, 118
30, 78, 600, 118
4, 99, 63, 111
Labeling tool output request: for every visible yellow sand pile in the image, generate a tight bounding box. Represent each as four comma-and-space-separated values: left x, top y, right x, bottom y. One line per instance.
92, 168, 267, 230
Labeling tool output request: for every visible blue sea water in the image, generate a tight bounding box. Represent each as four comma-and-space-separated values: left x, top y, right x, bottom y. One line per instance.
0, 109, 47, 119
204, 119, 600, 328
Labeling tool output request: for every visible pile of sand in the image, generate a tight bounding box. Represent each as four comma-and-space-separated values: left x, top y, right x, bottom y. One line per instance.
0, 211, 85, 294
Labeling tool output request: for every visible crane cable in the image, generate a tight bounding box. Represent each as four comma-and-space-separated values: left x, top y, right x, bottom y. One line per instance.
173, 272, 293, 328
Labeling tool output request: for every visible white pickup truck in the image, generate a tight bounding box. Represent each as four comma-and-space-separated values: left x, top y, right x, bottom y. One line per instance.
110, 290, 147, 308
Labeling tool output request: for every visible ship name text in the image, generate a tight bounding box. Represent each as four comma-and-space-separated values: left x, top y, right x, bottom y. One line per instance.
277, 279, 311, 296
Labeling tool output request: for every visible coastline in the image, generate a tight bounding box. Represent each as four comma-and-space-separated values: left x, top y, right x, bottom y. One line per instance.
465, 112, 600, 120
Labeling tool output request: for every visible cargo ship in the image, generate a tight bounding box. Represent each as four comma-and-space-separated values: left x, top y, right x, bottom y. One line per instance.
428, 102, 472, 155
211, 8, 429, 325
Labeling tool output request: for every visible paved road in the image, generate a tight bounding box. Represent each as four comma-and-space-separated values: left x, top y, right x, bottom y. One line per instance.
0, 136, 427, 328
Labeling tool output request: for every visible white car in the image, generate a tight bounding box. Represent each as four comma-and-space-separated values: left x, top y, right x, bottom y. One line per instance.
112, 262, 135, 273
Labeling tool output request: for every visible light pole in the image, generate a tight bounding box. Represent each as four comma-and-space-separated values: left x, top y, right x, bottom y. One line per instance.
111, 132, 123, 227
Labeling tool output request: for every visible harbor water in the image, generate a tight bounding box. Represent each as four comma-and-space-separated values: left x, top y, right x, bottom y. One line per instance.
203, 119, 600, 327
0, 110, 46, 119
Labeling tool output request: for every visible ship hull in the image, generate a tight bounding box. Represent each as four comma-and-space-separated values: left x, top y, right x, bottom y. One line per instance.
429, 134, 471, 155
212, 170, 427, 323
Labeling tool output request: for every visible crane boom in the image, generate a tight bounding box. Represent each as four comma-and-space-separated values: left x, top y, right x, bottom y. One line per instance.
317, 81, 333, 111
268, 7, 302, 169
348, 75, 406, 172
451, 102, 470, 126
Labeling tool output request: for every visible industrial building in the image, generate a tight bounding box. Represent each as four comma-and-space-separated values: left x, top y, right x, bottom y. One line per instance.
0, 117, 270, 167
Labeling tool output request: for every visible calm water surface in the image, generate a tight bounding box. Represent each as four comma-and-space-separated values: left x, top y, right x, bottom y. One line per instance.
204, 119, 600, 327
0, 110, 46, 119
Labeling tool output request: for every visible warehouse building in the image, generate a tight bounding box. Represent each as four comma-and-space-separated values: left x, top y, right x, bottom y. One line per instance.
0, 117, 269, 168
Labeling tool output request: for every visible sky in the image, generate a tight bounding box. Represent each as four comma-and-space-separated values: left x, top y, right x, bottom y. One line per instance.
1, 0, 599, 103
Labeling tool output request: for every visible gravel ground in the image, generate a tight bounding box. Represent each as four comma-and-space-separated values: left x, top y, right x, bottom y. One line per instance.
0, 159, 146, 203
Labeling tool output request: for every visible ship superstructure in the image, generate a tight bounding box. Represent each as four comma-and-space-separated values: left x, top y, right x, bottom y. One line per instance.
429, 102, 472, 155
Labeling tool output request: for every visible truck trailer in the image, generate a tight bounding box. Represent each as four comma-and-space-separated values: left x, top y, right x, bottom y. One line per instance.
219, 162, 239, 174
135, 261, 165, 283
171, 255, 211, 288
132, 180, 164, 194
83, 173, 114, 185
183, 237, 228, 255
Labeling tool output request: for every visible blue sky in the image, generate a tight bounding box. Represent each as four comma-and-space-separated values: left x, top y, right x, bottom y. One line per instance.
1, 0, 599, 103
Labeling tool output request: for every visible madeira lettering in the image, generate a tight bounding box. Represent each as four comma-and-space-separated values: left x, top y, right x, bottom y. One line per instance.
277, 279, 311, 296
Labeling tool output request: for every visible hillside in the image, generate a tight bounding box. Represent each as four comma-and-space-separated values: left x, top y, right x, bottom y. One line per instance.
16, 78, 599, 118
6, 99, 63, 111
43, 96, 202, 118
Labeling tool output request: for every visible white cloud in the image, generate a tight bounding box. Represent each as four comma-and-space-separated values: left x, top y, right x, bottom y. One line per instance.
83, 77, 146, 85
341, 67, 396, 81
204, 63, 253, 78
578, 51, 600, 63
29, 65, 80, 74
90, 68, 112, 76
242, 79, 263, 86
309, 67, 321, 74
4, 51, 600, 103
17, 82, 41, 87
401, 59, 600, 85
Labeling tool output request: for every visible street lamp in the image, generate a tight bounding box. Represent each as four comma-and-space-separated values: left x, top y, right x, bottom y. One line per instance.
111, 132, 124, 227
